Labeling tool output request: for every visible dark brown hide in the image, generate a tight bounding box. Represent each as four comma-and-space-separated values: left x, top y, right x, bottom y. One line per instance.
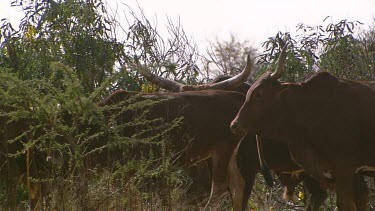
100, 90, 324, 211
231, 71, 375, 210
233, 134, 328, 211
98, 90, 246, 209
213, 75, 329, 211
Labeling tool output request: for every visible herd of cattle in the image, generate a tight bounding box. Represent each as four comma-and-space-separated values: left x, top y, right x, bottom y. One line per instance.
98, 44, 374, 210
1, 44, 374, 210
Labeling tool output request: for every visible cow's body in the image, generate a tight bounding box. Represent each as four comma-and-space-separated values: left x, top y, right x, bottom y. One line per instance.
99, 90, 246, 209
101, 88, 333, 211
213, 76, 330, 211
231, 65, 375, 210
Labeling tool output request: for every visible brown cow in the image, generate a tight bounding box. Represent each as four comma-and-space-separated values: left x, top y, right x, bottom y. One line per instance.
97, 59, 254, 210
212, 76, 330, 211
230, 44, 375, 210
138, 67, 329, 211
99, 89, 327, 211
98, 89, 247, 210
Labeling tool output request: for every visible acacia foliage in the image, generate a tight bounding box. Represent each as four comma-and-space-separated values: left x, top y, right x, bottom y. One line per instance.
0, 0, 207, 210
257, 17, 375, 82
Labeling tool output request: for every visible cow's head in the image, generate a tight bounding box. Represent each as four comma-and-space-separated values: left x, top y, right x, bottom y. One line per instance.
230, 44, 287, 137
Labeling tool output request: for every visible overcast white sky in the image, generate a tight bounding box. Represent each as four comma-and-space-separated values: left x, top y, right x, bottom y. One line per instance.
1, 0, 375, 51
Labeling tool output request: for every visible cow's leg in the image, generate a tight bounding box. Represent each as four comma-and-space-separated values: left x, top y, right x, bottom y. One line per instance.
228, 150, 256, 211
278, 173, 304, 202
204, 147, 233, 210
335, 169, 356, 211
303, 175, 327, 211
278, 173, 300, 203
353, 174, 369, 211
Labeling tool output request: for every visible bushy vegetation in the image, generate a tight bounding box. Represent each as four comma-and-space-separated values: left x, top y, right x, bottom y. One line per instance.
257, 18, 375, 82
0, 0, 374, 210
0, 0, 208, 210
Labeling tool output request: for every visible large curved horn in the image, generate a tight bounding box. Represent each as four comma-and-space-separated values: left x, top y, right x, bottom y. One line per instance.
137, 65, 185, 92
181, 54, 252, 92
137, 55, 252, 92
270, 43, 288, 80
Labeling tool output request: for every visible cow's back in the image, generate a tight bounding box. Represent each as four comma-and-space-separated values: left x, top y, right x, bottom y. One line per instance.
99, 90, 246, 164
157, 90, 246, 160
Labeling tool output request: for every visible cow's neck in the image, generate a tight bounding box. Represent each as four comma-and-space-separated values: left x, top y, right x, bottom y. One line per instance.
280, 82, 341, 143
271, 84, 308, 145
